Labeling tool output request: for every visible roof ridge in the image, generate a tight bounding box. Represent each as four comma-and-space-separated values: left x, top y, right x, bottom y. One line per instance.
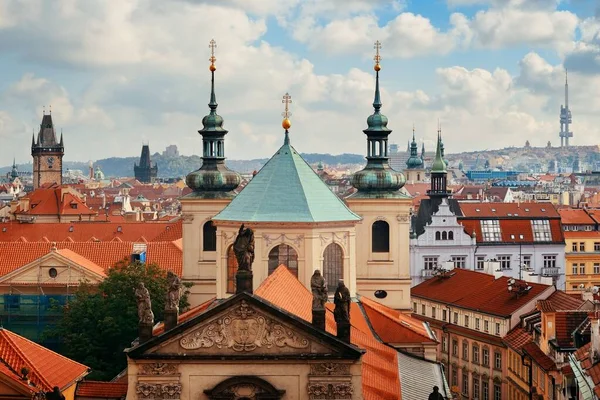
361, 297, 434, 342
0, 329, 53, 390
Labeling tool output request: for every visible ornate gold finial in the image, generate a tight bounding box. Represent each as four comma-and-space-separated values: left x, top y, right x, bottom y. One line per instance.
373, 40, 381, 72
209, 39, 217, 72
282, 92, 292, 130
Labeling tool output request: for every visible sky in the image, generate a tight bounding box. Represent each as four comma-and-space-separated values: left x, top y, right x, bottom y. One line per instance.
0, 0, 599, 163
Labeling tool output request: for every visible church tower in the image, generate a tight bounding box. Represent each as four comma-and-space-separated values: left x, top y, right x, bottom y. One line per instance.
346, 41, 413, 311
32, 112, 64, 190
404, 126, 425, 184
428, 128, 451, 199
181, 40, 242, 305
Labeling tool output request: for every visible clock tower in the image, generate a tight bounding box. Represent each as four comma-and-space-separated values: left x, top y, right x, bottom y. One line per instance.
32, 112, 64, 189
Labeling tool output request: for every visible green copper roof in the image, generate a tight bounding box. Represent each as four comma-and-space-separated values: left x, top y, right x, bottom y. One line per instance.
213, 133, 360, 223
406, 131, 423, 169
431, 133, 447, 173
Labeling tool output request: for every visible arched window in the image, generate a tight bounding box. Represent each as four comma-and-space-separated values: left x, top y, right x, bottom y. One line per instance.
226, 245, 237, 293
372, 220, 390, 252
417, 173, 421, 181
448, 231, 454, 241
203, 221, 217, 251
323, 243, 343, 293
268, 244, 298, 276
442, 231, 448, 240
435, 231, 441, 241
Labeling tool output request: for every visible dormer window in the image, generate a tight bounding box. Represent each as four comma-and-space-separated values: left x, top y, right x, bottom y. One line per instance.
70, 202, 77, 209
480, 220, 501, 241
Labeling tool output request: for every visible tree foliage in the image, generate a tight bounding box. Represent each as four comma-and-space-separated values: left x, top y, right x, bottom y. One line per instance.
47, 260, 190, 381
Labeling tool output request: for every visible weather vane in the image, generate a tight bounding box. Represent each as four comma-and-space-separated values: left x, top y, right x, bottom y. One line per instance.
282, 92, 292, 130
374, 40, 381, 71
209, 39, 217, 71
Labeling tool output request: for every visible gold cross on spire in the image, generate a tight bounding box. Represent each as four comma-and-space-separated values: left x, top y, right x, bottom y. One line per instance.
209, 39, 217, 71
282, 92, 292, 130
374, 40, 381, 71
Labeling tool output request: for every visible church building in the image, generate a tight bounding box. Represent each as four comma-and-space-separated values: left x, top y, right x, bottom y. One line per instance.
31, 113, 64, 190
134, 144, 158, 183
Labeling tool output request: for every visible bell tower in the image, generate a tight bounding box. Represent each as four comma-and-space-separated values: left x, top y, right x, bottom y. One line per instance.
32, 112, 64, 190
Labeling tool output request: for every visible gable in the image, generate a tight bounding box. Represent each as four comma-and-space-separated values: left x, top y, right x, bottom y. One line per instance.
128, 294, 362, 360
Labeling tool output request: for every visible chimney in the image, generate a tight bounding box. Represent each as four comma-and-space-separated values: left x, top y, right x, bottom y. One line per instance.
589, 310, 600, 364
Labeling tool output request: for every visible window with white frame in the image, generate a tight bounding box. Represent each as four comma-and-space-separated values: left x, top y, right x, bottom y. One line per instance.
484, 320, 489, 332
442, 335, 447, 352
495, 322, 501, 335
595, 242, 600, 251
462, 341, 469, 360
476, 256, 485, 270
572, 242, 578, 252
442, 309, 447, 322
452, 255, 467, 269
473, 377, 480, 399
431, 307, 436, 319
472, 345, 479, 363
464, 315, 469, 327
531, 219, 552, 241
481, 220, 501, 241
580, 264, 586, 275
421, 304, 426, 316
580, 242, 586, 251
475, 318, 480, 330
493, 384, 501, 400
494, 352, 502, 369
454, 312, 459, 324
522, 255, 531, 269
424, 256, 438, 270
497, 255, 511, 270
462, 372, 469, 396
594, 263, 600, 274
543, 255, 557, 269
482, 347, 489, 366
482, 381, 489, 400
572, 263, 579, 275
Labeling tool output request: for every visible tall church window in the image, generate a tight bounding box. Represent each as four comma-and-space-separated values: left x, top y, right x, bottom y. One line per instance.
226, 245, 237, 293
448, 231, 454, 240
435, 231, 441, 241
323, 243, 343, 293
203, 221, 217, 251
372, 220, 390, 252
442, 231, 448, 240
268, 244, 298, 276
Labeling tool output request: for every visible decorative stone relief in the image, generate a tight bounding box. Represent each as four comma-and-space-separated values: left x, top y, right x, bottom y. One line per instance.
318, 233, 349, 249
310, 362, 351, 376
307, 382, 353, 399
179, 300, 309, 352
139, 362, 178, 376
136, 382, 182, 400
262, 233, 304, 248
396, 214, 410, 222
222, 231, 235, 244
181, 214, 194, 224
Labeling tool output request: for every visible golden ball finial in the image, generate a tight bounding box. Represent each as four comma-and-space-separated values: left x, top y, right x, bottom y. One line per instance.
282, 118, 291, 130
374, 63, 381, 72
209, 64, 216, 72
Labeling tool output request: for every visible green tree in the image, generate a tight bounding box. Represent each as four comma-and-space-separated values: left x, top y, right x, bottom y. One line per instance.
47, 260, 190, 380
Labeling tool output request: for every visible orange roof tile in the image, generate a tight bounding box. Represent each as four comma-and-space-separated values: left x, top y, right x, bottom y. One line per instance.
0, 361, 36, 394
459, 202, 560, 218
564, 231, 600, 238
459, 218, 564, 243
255, 266, 402, 400
522, 342, 556, 371
0, 328, 88, 391
503, 326, 532, 353
412, 269, 552, 317
55, 249, 106, 277
558, 208, 596, 225
15, 185, 96, 217
75, 380, 127, 398
542, 290, 585, 311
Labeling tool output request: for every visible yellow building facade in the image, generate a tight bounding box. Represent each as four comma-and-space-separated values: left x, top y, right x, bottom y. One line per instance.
564, 231, 600, 292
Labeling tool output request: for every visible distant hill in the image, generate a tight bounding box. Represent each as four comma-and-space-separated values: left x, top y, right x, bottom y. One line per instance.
1, 153, 367, 178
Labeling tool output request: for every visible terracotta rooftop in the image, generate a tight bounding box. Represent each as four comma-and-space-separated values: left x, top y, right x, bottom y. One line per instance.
75, 380, 128, 398
0, 328, 89, 392
573, 341, 600, 397
459, 218, 564, 243
412, 269, 552, 317
503, 326, 532, 354
554, 311, 589, 348
0, 220, 182, 243
539, 290, 585, 312
459, 202, 560, 218
522, 342, 556, 371
14, 185, 96, 217
558, 208, 596, 225
564, 231, 600, 239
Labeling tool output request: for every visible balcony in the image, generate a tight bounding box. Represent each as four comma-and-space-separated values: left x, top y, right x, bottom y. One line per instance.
541, 267, 560, 277
422, 269, 435, 278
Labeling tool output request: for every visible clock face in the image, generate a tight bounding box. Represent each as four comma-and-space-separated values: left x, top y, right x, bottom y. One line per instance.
47, 157, 54, 167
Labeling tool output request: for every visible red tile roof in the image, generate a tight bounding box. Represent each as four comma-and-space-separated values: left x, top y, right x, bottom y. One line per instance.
459, 218, 564, 243
55, 249, 106, 277
412, 269, 552, 317
75, 380, 127, 398
558, 208, 596, 225
0, 221, 182, 243
255, 266, 403, 400
14, 185, 96, 216
0, 361, 36, 394
554, 311, 589, 348
573, 341, 600, 397
459, 202, 560, 218
0, 328, 88, 391
522, 342, 556, 371
541, 290, 585, 312
563, 231, 600, 238
503, 326, 532, 354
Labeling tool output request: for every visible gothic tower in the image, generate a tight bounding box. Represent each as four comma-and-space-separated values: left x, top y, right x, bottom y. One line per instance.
31, 112, 64, 190
181, 40, 242, 305
134, 144, 158, 183
405, 127, 425, 184
346, 41, 413, 311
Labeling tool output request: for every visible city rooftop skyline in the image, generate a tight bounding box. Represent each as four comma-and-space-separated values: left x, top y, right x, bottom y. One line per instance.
0, 0, 599, 163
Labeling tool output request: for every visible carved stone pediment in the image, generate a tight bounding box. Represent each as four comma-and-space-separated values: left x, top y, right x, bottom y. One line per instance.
152, 300, 335, 356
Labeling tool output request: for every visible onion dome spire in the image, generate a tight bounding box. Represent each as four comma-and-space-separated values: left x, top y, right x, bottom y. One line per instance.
351, 41, 406, 198
282, 92, 292, 145
185, 39, 241, 197
406, 124, 424, 169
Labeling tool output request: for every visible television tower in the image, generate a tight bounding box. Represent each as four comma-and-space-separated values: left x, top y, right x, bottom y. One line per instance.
559, 70, 573, 147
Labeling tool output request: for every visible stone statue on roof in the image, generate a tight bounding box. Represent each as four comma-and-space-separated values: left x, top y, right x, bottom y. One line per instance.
311, 270, 328, 309
135, 282, 154, 325
333, 280, 351, 323
233, 224, 255, 272
165, 271, 182, 313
